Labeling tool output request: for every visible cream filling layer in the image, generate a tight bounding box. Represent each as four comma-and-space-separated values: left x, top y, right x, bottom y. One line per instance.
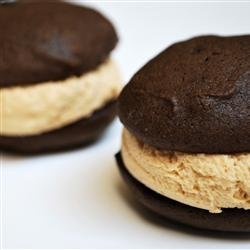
1, 59, 122, 136
121, 129, 250, 213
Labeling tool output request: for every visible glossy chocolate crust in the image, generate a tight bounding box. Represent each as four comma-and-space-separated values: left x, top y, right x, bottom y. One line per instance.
0, 0, 118, 87
119, 35, 250, 154
0, 101, 116, 154
116, 153, 250, 232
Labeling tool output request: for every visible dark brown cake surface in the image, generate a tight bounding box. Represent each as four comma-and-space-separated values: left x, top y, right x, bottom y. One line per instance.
118, 35, 250, 154
0, 0, 118, 87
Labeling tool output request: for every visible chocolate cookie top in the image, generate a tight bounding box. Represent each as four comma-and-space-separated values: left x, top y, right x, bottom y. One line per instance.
119, 35, 250, 154
0, 1, 118, 87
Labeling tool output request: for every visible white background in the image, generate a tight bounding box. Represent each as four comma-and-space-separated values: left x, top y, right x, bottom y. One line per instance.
1, 1, 250, 249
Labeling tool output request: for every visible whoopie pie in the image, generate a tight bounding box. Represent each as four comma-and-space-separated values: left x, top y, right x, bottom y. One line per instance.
116, 35, 250, 232
0, 0, 121, 153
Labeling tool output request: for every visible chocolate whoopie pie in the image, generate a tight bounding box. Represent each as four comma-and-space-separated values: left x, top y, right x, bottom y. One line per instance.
116, 35, 250, 232
0, 0, 122, 153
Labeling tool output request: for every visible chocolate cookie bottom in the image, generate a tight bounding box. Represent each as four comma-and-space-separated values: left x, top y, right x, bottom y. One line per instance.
0, 101, 117, 154
115, 152, 250, 233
